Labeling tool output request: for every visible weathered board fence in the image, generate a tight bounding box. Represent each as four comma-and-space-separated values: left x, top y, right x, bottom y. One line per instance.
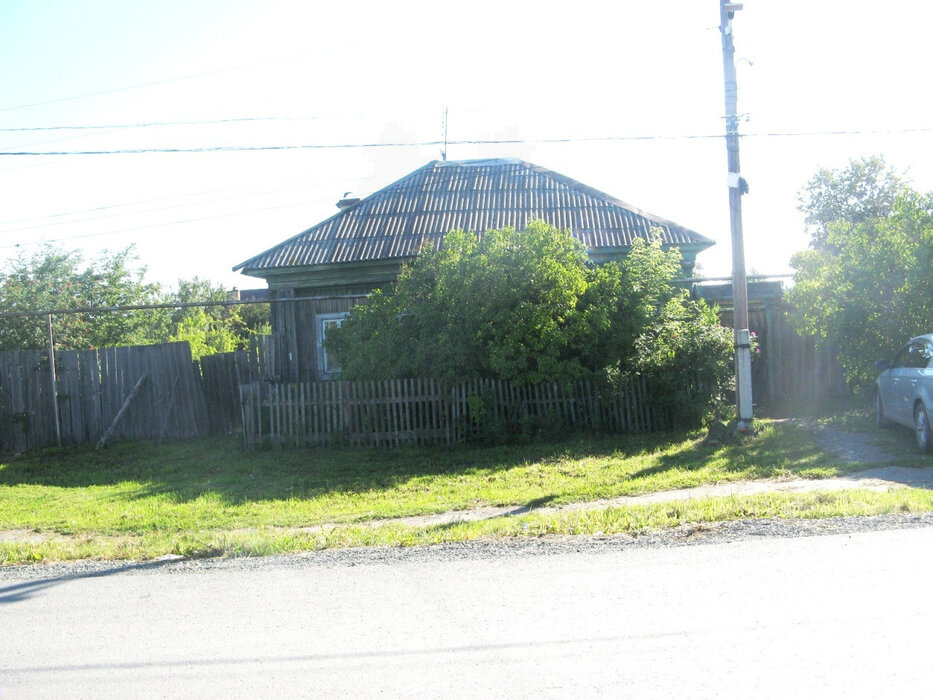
0, 304, 851, 456
199, 335, 278, 436
0, 342, 206, 454
239, 376, 668, 448
719, 305, 848, 403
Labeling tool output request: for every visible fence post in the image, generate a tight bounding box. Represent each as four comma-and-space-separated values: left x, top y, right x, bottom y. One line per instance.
46, 314, 62, 447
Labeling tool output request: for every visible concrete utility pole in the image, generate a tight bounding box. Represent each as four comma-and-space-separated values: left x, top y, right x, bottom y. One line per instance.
719, 0, 753, 429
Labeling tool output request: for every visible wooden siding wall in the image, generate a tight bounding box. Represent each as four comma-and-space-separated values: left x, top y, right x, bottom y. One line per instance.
269, 288, 373, 383
269, 288, 299, 382
0, 342, 207, 454
240, 376, 667, 449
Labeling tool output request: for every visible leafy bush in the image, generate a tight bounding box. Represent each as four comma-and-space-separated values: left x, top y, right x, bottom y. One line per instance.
326, 222, 732, 426
629, 299, 734, 427
327, 221, 599, 385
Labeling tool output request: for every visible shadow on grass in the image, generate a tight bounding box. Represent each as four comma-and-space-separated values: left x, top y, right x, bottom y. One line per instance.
0, 431, 688, 506
629, 420, 838, 481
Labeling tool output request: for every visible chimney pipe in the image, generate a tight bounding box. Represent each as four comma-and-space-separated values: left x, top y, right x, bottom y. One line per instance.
336, 191, 360, 210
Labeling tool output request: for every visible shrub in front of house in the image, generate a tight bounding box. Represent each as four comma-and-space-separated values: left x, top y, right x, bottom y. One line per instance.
325, 222, 731, 430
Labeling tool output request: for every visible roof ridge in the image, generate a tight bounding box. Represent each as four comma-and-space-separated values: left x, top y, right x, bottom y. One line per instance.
433, 157, 526, 167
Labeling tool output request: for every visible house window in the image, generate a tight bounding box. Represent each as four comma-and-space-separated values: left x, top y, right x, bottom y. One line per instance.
317, 312, 349, 379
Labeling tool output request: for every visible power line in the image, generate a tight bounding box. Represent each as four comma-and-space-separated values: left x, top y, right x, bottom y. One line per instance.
0, 179, 273, 227
0, 294, 370, 320
0, 106, 488, 134
0, 179, 286, 227
0, 138, 489, 156
756, 127, 933, 138
0, 135, 726, 156
0, 185, 318, 235
0, 195, 343, 250
0, 174, 383, 233
0, 55, 310, 113
0, 115, 347, 132
1, 127, 930, 157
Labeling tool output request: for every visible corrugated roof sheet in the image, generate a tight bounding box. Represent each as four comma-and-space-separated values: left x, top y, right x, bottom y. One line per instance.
234, 159, 714, 274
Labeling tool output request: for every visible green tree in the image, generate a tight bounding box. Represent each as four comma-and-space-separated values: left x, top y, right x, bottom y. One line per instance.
160, 277, 271, 359
0, 245, 163, 351
168, 308, 241, 359
0, 246, 271, 356
789, 159, 933, 387
798, 156, 907, 252
630, 297, 734, 425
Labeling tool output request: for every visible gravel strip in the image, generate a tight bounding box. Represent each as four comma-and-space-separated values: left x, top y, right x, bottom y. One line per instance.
3, 513, 933, 583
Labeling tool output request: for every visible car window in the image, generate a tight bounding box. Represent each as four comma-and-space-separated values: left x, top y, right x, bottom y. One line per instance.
892, 346, 911, 368
917, 342, 933, 369
902, 342, 933, 369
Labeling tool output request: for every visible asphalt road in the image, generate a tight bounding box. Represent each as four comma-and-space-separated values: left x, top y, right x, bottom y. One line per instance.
2, 526, 932, 698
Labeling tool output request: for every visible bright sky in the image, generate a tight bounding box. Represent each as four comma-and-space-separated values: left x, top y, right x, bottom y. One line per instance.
1, 0, 931, 292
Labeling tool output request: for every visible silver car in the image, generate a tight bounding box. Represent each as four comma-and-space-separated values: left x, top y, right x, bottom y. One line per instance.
875, 334, 933, 452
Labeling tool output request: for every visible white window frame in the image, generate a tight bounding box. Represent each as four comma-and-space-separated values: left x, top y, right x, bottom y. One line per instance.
317, 312, 349, 379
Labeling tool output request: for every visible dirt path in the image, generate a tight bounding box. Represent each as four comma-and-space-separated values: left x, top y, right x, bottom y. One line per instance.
801, 417, 904, 465
391, 469, 933, 529
386, 419, 933, 529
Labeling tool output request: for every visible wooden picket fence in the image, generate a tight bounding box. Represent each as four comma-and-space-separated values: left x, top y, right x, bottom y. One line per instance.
239, 376, 668, 448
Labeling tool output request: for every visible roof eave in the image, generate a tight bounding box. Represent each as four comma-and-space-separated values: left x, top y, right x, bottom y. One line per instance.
239, 258, 413, 289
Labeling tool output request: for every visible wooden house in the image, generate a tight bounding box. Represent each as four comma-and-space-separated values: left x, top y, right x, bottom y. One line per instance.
234, 158, 715, 381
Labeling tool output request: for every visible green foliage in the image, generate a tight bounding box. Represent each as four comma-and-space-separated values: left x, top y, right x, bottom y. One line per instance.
328, 221, 602, 385
0, 245, 162, 351
630, 299, 734, 426
789, 158, 933, 387
160, 277, 270, 360
327, 222, 731, 424
168, 308, 239, 359
0, 246, 270, 356
799, 156, 907, 252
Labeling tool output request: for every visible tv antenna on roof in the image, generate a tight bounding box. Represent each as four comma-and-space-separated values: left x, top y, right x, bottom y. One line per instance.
440, 106, 448, 161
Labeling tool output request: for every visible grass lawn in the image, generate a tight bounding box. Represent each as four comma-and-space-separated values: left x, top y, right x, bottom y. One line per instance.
1, 414, 929, 564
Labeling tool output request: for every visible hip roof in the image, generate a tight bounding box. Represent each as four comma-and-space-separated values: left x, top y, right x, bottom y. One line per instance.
234, 159, 714, 275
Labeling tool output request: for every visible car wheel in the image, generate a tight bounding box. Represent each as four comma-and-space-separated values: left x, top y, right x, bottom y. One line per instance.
876, 392, 892, 428
915, 404, 932, 453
